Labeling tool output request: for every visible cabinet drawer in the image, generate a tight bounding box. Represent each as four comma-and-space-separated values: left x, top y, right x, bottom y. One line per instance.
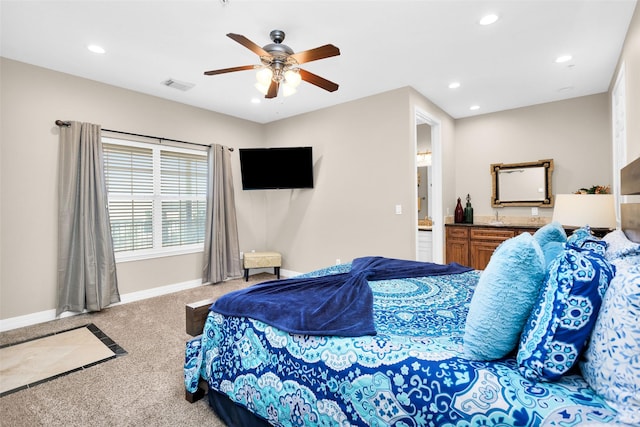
446, 226, 469, 239
470, 228, 514, 241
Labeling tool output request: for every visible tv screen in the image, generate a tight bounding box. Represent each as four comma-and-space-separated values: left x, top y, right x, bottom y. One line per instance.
239, 147, 314, 190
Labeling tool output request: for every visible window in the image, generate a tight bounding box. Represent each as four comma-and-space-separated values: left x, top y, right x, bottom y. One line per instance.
102, 137, 207, 261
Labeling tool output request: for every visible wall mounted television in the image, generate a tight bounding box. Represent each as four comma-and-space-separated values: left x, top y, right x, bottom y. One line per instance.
239, 147, 314, 190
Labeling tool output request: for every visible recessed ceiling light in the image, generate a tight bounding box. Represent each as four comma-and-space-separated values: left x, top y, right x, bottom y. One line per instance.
251, 98, 260, 104
479, 14, 499, 26
470, 105, 480, 111
555, 55, 572, 63
448, 82, 461, 89
87, 44, 106, 54
558, 86, 574, 93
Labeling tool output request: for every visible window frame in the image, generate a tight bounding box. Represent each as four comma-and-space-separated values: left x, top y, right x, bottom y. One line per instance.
102, 137, 208, 263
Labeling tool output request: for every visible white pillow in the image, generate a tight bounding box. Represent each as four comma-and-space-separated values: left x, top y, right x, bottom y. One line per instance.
580, 254, 640, 425
602, 229, 640, 261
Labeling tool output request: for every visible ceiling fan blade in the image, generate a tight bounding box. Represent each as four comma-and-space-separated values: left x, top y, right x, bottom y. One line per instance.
299, 69, 339, 92
290, 44, 340, 64
227, 33, 270, 57
265, 80, 279, 98
204, 65, 256, 75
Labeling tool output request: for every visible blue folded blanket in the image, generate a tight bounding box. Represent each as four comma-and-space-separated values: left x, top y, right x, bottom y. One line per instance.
211, 256, 472, 337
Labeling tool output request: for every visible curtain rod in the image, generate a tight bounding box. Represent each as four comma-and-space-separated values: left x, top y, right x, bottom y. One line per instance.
54, 120, 233, 151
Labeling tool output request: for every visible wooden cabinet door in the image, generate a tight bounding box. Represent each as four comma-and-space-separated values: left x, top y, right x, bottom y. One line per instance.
446, 226, 470, 267
469, 228, 515, 270
447, 238, 470, 267
470, 240, 503, 270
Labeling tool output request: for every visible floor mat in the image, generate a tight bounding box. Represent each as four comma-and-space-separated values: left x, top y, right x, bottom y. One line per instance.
0, 323, 126, 396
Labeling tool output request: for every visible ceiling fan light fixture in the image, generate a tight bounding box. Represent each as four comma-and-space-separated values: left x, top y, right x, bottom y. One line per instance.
284, 69, 302, 88
282, 84, 297, 97
256, 67, 273, 85
204, 30, 340, 99
255, 81, 270, 95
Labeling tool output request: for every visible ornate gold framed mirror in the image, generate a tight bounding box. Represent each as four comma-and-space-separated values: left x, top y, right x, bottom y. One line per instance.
491, 159, 554, 207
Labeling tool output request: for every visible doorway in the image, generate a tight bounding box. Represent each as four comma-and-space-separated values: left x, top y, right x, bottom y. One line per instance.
415, 109, 443, 263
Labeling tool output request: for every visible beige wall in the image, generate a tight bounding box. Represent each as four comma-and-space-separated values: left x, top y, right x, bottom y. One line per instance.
261, 88, 420, 271
0, 58, 263, 320
454, 94, 611, 219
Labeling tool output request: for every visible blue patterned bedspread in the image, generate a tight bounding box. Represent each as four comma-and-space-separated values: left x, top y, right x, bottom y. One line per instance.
184, 264, 618, 426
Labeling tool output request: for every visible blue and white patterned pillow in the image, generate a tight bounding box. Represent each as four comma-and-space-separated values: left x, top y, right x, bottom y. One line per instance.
602, 229, 640, 261
581, 254, 640, 425
566, 225, 607, 256
517, 245, 615, 381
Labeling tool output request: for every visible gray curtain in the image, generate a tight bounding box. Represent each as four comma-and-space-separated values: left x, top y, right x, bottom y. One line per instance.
57, 121, 119, 315
203, 144, 242, 283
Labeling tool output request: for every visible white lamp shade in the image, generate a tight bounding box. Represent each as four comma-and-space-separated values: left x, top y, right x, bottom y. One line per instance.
256, 67, 273, 85
282, 84, 297, 97
284, 69, 302, 87
552, 194, 616, 228
254, 82, 270, 95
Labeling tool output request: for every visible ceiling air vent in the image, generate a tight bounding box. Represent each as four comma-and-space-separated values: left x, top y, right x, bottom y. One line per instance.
162, 78, 195, 91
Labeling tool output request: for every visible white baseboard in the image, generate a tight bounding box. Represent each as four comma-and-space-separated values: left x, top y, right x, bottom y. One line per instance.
280, 268, 301, 278
0, 279, 203, 333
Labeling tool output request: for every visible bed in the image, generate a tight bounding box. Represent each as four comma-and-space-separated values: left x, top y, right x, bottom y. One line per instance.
184, 157, 640, 427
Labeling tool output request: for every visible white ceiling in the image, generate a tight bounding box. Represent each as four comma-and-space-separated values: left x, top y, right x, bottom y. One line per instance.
1, 0, 636, 124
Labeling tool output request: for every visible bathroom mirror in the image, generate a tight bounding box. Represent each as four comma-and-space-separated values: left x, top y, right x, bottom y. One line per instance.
491, 159, 554, 207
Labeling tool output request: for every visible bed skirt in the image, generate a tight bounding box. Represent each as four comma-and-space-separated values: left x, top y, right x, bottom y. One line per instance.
208, 390, 272, 427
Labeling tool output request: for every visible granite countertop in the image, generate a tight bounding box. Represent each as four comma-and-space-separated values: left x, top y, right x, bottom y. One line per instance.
418, 226, 432, 231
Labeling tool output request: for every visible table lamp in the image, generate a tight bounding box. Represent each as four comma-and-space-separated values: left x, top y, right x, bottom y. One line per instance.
552, 194, 616, 237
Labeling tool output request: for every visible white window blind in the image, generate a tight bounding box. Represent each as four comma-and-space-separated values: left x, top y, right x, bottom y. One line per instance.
103, 138, 207, 260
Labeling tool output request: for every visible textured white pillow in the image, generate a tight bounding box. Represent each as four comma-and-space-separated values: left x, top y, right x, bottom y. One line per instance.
602, 229, 640, 261
580, 255, 640, 425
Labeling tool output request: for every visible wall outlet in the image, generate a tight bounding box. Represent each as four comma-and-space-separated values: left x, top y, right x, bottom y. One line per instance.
531, 207, 539, 216
240, 251, 244, 259
395, 204, 402, 215
336, 259, 341, 265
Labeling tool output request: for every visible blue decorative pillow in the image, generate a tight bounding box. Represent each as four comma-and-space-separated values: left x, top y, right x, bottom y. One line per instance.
566, 225, 592, 247
566, 225, 607, 257
534, 221, 567, 248
542, 241, 565, 268
517, 245, 615, 381
581, 255, 640, 425
464, 233, 545, 360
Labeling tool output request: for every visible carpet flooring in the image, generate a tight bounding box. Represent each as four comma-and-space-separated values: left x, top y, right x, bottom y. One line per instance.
0, 273, 272, 427
0, 323, 125, 396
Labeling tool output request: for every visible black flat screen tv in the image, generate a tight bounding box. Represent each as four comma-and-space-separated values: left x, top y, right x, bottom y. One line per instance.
239, 147, 314, 190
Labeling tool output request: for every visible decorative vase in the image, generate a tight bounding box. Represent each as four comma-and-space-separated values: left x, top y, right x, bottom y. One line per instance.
455, 197, 464, 223
464, 194, 474, 224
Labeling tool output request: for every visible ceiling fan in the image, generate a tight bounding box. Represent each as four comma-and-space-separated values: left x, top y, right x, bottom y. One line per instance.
204, 30, 340, 99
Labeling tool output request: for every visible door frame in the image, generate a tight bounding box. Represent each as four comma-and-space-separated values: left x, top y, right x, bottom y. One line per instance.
415, 108, 443, 263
